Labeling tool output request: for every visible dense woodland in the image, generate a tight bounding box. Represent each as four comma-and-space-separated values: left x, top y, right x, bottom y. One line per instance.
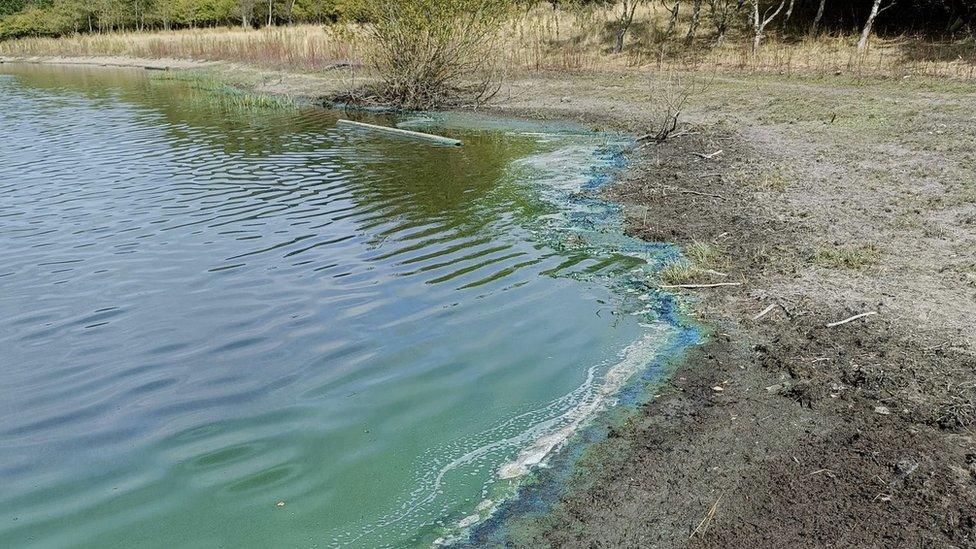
0, 0, 974, 43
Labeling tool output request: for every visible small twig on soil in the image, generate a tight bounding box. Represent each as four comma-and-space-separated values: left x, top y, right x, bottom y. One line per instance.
638, 129, 699, 142
689, 496, 722, 539
692, 150, 724, 160
808, 468, 837, 478
661, 282, 744, 289
826, 311, 878, 328
654, 184, 725, 200
753, 304, 777, 321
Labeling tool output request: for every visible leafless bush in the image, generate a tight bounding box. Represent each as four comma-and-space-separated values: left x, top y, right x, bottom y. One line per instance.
358, 0, 509, 110
640, 69, 709, 144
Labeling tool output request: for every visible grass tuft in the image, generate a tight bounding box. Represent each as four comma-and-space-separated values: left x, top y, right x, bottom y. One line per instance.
149, 72, 297, 111
658, 241, 725, 285
811, 244, 882, 270
659, 259, 703, 285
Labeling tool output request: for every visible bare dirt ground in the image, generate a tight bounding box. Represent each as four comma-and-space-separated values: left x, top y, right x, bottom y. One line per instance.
0, 54, 215, 70
4, 57, 974, 547
486, 73, 976, 547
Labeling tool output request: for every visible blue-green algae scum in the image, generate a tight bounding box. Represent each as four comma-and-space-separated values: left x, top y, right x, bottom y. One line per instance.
0, 65, 695, 547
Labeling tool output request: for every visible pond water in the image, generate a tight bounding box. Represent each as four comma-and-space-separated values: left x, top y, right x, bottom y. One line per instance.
0, 65, 692, 547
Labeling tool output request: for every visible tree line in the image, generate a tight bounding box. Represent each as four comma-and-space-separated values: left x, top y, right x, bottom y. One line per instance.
1, 0, 974, 42
0, 0, 343, 37
595, 1, 976, 52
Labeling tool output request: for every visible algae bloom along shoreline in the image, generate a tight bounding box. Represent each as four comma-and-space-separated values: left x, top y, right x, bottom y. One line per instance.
0, 64, 694, 547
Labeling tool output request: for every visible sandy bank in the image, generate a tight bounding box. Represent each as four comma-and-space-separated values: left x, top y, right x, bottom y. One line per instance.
0, 54, 215, 70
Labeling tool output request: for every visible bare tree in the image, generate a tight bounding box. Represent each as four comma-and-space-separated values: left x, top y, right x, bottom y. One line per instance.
660, 0, 680, 40
284, 0, 296, 24
858, 0, 896, 52
267, 0, 274, 26
750, 0, 787, 52
685, 0, 703, 44
782, 0, 795, 26
809, 0, 827, 35
707, 0, 742, 46
613, 0, 641, 53
240, 0, 256, 28
639, 70, 709, 144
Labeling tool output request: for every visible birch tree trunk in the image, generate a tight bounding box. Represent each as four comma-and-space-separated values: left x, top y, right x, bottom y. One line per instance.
285, 0, 296, 24
240, 0, 254, 29
751, 0, 787, 52
858, 0, 894, 52
685, 0, 702, 44
781, 0, 795, 30
809, 0, 827, 35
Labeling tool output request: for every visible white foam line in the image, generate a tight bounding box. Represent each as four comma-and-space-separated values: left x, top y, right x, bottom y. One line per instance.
497, 325, 672, 479
343, 131, 654, 548
342, 366, 603, 546
430, 325, 676, 547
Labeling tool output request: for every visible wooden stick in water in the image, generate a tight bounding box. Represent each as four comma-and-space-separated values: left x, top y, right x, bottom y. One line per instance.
337, 119, 462, 147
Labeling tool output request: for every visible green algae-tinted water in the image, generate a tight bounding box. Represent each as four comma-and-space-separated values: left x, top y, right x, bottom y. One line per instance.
0, 65, 688, 547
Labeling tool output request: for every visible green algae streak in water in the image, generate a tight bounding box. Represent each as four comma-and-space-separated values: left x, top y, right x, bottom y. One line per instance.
0, 65, 688, 548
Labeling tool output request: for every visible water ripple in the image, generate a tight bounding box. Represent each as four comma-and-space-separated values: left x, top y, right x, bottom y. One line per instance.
0, 65, 676, 548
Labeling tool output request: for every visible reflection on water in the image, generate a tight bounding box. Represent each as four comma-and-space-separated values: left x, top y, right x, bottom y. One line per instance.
0, 65, 686, 547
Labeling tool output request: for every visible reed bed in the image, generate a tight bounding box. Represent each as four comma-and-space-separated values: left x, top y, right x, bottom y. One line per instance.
0, 25, 365, 72
2, 4, 974, 81
149, 71, 299, 110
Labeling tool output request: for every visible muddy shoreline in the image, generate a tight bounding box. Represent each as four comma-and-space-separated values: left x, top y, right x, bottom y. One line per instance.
488, 94, 976, 546
4, 57, 974, 547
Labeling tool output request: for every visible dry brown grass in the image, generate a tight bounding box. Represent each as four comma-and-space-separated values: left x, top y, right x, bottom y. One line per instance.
658, 241, 730, 286
0, 25, 364, 72
1, 3, 974, 80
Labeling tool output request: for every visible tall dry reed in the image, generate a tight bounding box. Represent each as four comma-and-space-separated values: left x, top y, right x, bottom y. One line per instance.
1, 3, 974, 81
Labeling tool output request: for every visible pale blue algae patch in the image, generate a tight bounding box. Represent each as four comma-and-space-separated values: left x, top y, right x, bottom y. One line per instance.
399, 113, 701, 545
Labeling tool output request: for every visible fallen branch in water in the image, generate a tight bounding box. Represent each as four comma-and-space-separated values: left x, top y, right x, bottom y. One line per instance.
661, 282, 743, 289
826, 311, 877, 328
337, 119, 462, 147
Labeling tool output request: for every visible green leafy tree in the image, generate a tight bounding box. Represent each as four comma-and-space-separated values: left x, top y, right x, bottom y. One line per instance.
0, 0, 29, 18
